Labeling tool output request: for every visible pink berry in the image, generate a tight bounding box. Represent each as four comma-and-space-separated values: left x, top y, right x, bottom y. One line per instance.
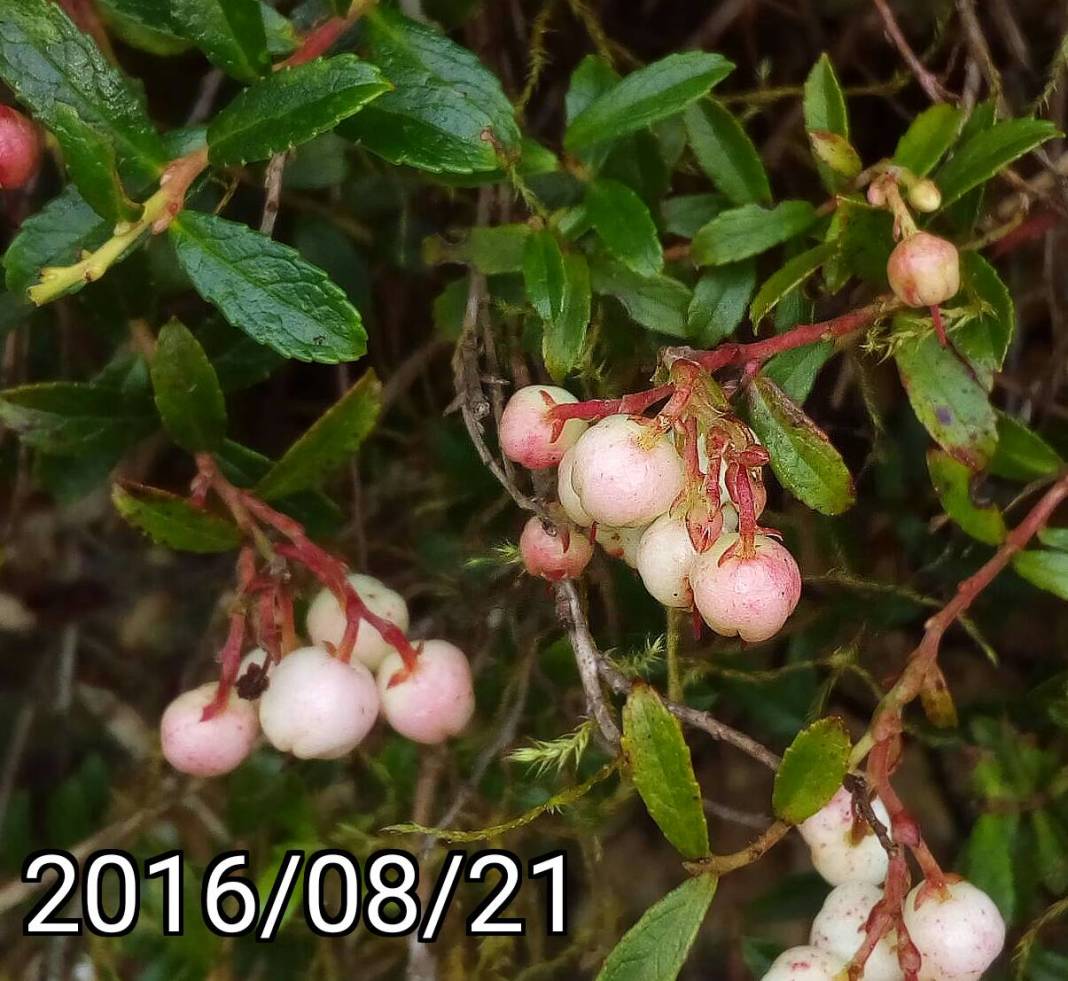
520, 515, 593, 580
558, 446, 593, 526
887, 232, 960, 308
761, 945, 846, 980
160, 683, 259, 777
377, 640, 475, 744
571, 415, 685, 527
593, 523, 644, 567
258, 646, 379, 759
903, 880, 1005, 981
635, 514, 698, 608
0, 106, 41, 189
690, 533, 801, 643
499, 385, 587, 469
306, 573, 409, 671
810, 882, 904, 981
799, 787, 891, 887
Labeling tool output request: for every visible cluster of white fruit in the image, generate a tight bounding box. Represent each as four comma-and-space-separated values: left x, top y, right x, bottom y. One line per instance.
762, 788, 1005, 980
159, 574, 475, 776
501, 385, 802, 643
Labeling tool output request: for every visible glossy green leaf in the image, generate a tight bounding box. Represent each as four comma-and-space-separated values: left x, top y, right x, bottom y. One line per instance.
763, 342, 833, 405
894, 103, 964, 177
112, 483, 241, 553
97, 0, 190, 56
745, 375, 855, 515
683, 100, 770, 206
565, 52, 733, 151
622, 683, 709, 859
543, 254, 591, 381
170, 211, 366, 364
803, 54, 848, 191
523, 229, 567, 323
590, 258, 691, 338
564, 54, 619, 171
989, 413, 1064, 481
661, 194, 726, 238
772, 717, 851, 824
207, 55, 390, 166
586, 178, 663, 277
687, 261, 756, 346
596, 873, 718, 981
149, 319, 227, 453
170, 0, 269, 82
927, 449, 1006, 545
423, 224, 530, 275
750, 242, 837, 325
692, 202, 817, 266
1013, 549, 1068, 600
824, 199, 894, 290
808, 131, 862, 181
954, 251, 1014, 390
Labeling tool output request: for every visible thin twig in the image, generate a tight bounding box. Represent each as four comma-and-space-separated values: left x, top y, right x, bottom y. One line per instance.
871, 0, 952, 103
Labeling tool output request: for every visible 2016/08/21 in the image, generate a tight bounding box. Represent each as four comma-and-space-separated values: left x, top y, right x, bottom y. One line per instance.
21, 848, 568, 939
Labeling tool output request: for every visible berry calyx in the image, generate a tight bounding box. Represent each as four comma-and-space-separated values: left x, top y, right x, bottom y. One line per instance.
499, 385, 587, 470
635, 514, 699, 608
519, 514, 593, 581
377, 639, 475, 744
798, 787, 891, 887
902, 879, 1005, 980
761, 945, 846, 980
258, 646, 379, 759
0, 106, 41, 189
690, 532, 802, 643
887, 232, 960, 308
557, 445, 593, 526
306, 573, 409, 671
160, 683, 259, 777
810, 882, 904, 981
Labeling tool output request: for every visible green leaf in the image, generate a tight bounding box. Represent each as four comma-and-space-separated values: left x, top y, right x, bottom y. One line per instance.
954, 251, 1014, 390
661, 194, 725, 238
745, 375, 855, 515
340, 8, 520, 174
687, 261, 756, 346
824, 199, 894, 290
590, 258, 691, 338
962, 812, 1018, 924
565, 52, 733, 152
989, 413, 1064, 481
596, 873, 718, 981
169, 211, 366, 364
927, 449, 1006, 545
149, 319, 227, 453
255, 370, 381, 499
621, 683, 709, 860
935, 117, 1059, 206
692, 202, 817, 266
112, 483, 241, 553
763, 342, 833, 405
895, 324, 998, 470
1013, 549, 1068, 600
1031, 810, 1068, 896
683, 100, 770, 206
0, 0, 166, 182
523, 229, 567, 323
586, 178, 663, 277
942, 102, 995, 231
170, 0, 269, 82
423, 224, 530, 276
807, 131, 862, 182
565, 54, 619, 171
894, 103, 964, 177
803, 54, 848, 191
543, 254, 591, 382
207, 54, 390, 166
750, 242, 837, 325
772, 717, 851, 824
1041, 528, 1068, 551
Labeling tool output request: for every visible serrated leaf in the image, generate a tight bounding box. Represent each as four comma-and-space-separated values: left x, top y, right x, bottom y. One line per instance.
565, 54, 619, 172
596, 873, 718, 981
590, 257, 691, 338
112, 483, 241, 553
954, 251, 1014, 390
661, 194, 725, 238
763, 342, 833, 405
565, 52, 733, 152
804, 54, 848, 191
586, 178, 663, 277
772, 717, 851, 824
687, 261, 755, 346
824, 198, 894, 290
746, 375, 855, 515
170, 0, 269, 82
207, 54, 390, 166
170, 211, 366, 364
150, 319, 227, 453
927, 448, 1006, 545
543, 254, 591, 381
622, 684, 709, 859
340, 8, 520, 174
692, 202, 817, 267
894, 103, 964, 177
808, 131, 862, 181
1013, 549, 1068, 600
683, 100, 770, 206
255, 370, 381, 499
523, 229, 567, 322
750, 241, 837, 325
989, 413, 1064, 481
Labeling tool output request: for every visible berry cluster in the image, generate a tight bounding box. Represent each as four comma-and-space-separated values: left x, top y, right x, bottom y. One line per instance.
762, 788, 1005, 980
502, 380, 801, 643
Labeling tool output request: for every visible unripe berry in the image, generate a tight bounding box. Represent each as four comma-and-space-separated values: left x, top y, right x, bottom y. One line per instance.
799, 787, 891, 887
907, 179, 942, 213
902, 879, 1005, 981
160, 683, 259, 777
558, 445, 593, 526
810, 882, 904, 981
593, 523, 644, 567
306, 573, 409, 671
519, 515, 593, 580
571, 415, 685, 528
690, 533, 801, 643
635, 514, 698, 608
499, 385, 587, 470
0, 106, 41, 189
258, 646, 379, 759
887, 232, 960, 308
377, 640, 475, 744
761, 945, 846, 980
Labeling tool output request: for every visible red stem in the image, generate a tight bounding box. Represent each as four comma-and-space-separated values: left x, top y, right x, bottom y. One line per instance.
548, 382, 675, 425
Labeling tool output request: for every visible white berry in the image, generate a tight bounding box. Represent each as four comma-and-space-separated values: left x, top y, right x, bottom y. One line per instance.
761, 945, 846, 980
160, 683, 259, 777
799, 787, 891, 886
810, 882, 903, 981
903, 879, 1005, 981
306, 573, 409, 671
378, 639, 475, 744
635, 514, 698, 608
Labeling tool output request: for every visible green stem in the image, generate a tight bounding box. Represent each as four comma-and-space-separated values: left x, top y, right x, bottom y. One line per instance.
666, 607, 684, 703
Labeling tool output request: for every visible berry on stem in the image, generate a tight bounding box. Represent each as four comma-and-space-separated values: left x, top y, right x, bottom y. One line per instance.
799, 787, 891, 887
499, 385, 587, 469
306, 573, 409, 671
377, 640, 475, 744
160, 683, 259, 777
0, 106, 41, 189
593, 523, 644, 567
760, 945, 846, 980
886, 232, 960, 308
558, 445, 593, 526
907, 179, 942, 213
636, 514, 700, 608
810, 882, 904, 981
902, 879, 1005, 981
520, 514, 593, 581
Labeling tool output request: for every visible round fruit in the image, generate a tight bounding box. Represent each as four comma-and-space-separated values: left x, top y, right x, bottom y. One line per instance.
761, 945, 847, 980
160, 683, 259, 777
907, 179, 942, 213
0, 106, 41, 189
519, 515, 593, 581
635, 514, 699, 608
306, 573, 409, 671
558, 445, 593, 526
377, 640, 475, 744
887, 232, 960, 308
799, 787, 891, 887
810, 882, 904, 981
593, 524, 644, 567
902, 879, 1005, 981
499, 385, 587, 470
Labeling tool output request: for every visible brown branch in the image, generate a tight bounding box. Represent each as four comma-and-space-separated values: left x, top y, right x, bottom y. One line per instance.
685, 820, 791, 875
871, 0, 953, 103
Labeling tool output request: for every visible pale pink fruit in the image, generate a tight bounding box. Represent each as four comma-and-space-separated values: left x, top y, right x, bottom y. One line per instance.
635, 514, 699, 608
571, 415, 685, 527
558, 446, 593, 526
499, 385, 586, 469
811, 882, 904, 981
761, 945, 846, 980
377, 640, 475, 744
690, 533, 801, 643
903, 880, 1005, 981
799, 787, 891, 887
0, 106, 41, 189
594, 524, 644, 567
520, 515, 593, 581
160, 683, 259, 777
306, 573, 409, 671
258, 646, 379, 759
887, 232, 960, 308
